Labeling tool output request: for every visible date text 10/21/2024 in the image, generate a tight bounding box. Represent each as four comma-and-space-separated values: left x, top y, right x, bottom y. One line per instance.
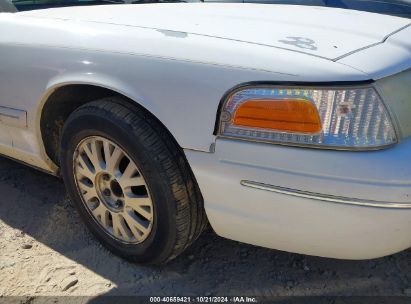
149, 297, 258, 303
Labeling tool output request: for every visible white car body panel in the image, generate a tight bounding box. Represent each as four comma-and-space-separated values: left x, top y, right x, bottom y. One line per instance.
338, 25, 411, 79
0, 3, 411, 259
185, 138, 411, 259
0, 4, 409, 166
17, 4, 410, 60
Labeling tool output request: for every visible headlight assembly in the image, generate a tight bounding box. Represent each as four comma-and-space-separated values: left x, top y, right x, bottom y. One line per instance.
216, 83, 397, 150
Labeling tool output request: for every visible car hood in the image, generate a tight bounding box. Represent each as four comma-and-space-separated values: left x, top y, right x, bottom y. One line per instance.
19, 3, 410, 60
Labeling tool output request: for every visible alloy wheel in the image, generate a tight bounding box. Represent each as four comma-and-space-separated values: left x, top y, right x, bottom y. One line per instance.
73, 136, 154, 244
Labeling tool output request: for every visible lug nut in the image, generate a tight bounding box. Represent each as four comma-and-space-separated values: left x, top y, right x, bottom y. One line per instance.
103, 174, 110, 181
103, 189, 111, 196
116, 200, 123, 208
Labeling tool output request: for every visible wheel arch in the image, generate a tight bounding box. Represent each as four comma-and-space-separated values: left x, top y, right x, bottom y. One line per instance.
38, 81, 178, 169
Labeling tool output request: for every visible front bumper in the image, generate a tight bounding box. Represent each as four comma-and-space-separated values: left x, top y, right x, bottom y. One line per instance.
185, 138, 411, 260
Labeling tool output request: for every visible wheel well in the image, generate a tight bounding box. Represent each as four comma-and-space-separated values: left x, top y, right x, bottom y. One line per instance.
41, 84, 131, 166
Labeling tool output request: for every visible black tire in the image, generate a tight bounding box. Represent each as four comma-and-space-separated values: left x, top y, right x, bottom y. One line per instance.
60, 97, 207, 264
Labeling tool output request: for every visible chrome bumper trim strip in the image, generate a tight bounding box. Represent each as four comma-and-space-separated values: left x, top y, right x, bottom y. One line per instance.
240, 180, 411, 209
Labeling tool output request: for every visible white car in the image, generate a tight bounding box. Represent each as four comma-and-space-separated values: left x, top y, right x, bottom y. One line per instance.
0, 3, 410, 264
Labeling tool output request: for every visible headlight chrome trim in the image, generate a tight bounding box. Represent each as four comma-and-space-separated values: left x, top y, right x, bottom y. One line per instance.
215, 80, 398, 151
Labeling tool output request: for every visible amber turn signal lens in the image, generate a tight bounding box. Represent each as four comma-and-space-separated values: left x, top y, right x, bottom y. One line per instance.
232, 98, 322, 134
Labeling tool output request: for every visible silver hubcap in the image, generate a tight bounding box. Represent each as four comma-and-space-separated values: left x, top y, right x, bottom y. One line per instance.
73, 136, 153, 243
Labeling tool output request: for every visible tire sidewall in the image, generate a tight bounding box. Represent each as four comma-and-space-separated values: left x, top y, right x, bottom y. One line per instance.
60, 106, 178, 263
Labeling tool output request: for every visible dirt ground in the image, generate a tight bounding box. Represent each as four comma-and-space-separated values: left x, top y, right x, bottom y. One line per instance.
0, 155, 410, 298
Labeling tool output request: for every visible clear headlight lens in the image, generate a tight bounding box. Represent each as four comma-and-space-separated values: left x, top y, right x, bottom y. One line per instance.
217, 85, 397, 149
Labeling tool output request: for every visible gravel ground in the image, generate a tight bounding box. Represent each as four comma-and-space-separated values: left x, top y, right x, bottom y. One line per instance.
0, 155, 410, 298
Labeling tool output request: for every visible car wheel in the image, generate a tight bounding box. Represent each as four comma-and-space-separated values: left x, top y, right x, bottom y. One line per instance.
60, 97, 207, 264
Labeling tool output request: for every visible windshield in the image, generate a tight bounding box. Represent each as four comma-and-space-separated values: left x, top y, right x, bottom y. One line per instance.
318, 0, 411, 18
239, 1, 411, 18
2, 0, 411, 19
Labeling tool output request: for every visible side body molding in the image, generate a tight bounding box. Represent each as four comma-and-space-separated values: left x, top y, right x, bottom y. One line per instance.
0, 106, 27, 128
